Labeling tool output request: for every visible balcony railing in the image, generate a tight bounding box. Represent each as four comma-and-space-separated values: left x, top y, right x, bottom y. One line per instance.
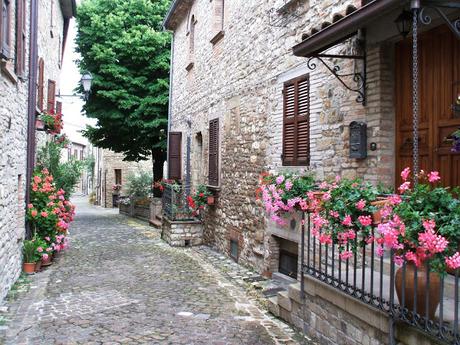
300, 212, 459, 345
162, 183, 195, 221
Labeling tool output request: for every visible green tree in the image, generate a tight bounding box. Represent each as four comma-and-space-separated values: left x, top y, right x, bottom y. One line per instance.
75, 0, 171, 190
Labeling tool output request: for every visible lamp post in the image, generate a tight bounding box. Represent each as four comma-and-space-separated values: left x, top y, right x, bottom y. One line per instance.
81, 72, 93, 101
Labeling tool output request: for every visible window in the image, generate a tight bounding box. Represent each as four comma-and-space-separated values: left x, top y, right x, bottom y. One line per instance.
37, 58, 45, 110
0, 0, 11, 59
189, 15, 195, 56
282, 74, 310, 166
47, 80, 56, 112
15, 0, 26, 76
56, 101, 62, 115
208, 118, 219, 186
114, 169, 122, 185
80, 150, 84, 161
230, 239, 238, 261
73, 149, 78, 158
210, 0, 224, 44
168, 132, 182, 180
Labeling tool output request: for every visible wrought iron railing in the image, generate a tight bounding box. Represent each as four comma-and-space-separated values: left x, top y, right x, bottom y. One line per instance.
162, 183, 194, 221
300, 213, 459, 345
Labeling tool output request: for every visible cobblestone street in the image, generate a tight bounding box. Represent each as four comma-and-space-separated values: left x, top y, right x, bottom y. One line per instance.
0, 197, 308, 345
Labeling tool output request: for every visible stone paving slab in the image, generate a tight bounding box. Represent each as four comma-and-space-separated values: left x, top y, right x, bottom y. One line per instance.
0, 197, 312, 345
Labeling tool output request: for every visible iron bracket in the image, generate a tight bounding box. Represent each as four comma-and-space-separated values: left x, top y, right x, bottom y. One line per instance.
419, 1, 460, 39
306, 33, 366, 105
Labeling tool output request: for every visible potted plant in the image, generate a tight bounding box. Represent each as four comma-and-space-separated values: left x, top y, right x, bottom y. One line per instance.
40, 110, 63, 134
188, 185, 212, 217
22, 240, 38, 274
374, 168, 460, 318
258, 171, 316, 226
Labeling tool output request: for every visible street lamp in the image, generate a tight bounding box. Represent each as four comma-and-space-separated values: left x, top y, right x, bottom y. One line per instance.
81, 72, 93, 101
395, 10, 412, 38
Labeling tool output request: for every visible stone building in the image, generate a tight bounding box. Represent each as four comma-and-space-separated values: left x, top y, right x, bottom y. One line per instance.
0, 0, 76, 301
164, 0, 460, 343
93, 149, 152, 208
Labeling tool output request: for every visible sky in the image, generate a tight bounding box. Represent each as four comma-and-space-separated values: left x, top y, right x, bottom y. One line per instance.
59, 16, 96, 147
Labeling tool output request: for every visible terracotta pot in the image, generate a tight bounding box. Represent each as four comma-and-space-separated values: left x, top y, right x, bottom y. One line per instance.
371, 198, 391, 225
41, 255, 52, 266
23, 262, 36, 274
395, 263, 441, 319
207, 196, 215, 205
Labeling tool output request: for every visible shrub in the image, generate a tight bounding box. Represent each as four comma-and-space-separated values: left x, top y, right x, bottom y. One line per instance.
126, 170, 153, 198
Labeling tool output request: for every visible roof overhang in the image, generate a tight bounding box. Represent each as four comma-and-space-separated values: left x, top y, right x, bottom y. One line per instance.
59, 0, 77, 19
163, 0, 194, 31
293, 0, 405, 57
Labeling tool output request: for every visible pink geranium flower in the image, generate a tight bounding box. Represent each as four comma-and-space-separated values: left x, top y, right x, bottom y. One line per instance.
355, 199, 366, 211
341, 215, 352, 227
41, 211, 48, 217
340, 251, 353, 260
398, 181, 410, 194
428, 171, 441, 183
31, 210, 37, 217
446, 252, 460, 270
401, 167, 410, 181
358, 215, 372, 227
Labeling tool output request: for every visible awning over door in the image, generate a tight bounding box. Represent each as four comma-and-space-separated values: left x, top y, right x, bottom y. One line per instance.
292, 0, 403, 57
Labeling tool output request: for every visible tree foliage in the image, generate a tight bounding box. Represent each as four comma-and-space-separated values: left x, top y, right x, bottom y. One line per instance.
75, 0, 171, 162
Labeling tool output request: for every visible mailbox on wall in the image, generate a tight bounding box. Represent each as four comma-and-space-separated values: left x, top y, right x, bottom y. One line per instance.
349, 121, 367, 159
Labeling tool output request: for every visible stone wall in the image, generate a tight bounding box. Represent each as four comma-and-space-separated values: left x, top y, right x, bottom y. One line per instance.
168, 0, 399, 274
269, 277, 443, 345
96, 149, 152, 208
162, 217, 203, 247
0, 0, 31, 301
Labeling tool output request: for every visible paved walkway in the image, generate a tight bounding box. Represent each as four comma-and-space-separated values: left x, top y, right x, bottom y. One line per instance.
0, 197, 309, 345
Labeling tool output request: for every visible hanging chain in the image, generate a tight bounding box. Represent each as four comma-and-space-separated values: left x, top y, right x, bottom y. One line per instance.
412, 8, 419, 186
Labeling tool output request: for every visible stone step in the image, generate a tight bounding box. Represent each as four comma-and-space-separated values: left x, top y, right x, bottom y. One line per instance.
156, 214, 163, 221
149, 218, 162, 228
288, 282, 302, 305
272, 272, 297, 285
267, 296, 280, 317
277, 290, 292, 312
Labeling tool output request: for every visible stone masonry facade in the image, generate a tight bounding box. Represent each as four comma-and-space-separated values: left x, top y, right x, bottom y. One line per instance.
95, 149, 152, 208
0, 0, 74, 302
166, 0, 396, 275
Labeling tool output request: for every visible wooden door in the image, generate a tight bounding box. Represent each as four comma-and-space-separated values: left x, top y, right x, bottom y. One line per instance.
395, 25, 460, 187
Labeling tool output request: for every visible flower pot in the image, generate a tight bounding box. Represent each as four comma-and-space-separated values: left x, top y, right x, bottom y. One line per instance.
371, 198, 391, 225
41, 255, 52, 266
207, 196, 215, 205
395, 263, 440, 319
23, 262, 36, 274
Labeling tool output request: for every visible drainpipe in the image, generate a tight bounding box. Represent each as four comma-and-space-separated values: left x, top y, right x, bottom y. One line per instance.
166, 33, 174, 179
25, 0, 39, 238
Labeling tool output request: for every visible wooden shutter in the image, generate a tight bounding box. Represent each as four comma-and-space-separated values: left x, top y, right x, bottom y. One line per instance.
56, 101, 62, 115
37, 59, 44, 110
1, 0, 11, 58
282, 75, 310, 166
47, 80, 56, 112
208, 118, 219, 186
168, 132, 182, 181
15, 0, 25, 75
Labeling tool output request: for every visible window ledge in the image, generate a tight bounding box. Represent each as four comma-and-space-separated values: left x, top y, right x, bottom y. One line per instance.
1, 59, 18, 84
186, 61, 194, 71
210, 30, 224, 45
206, 185, 221, 194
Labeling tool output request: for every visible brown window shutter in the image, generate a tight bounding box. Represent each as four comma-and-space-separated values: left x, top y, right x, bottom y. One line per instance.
1, 0, 11, 58
168, 132, 182, 181
282, 74, 310, 166
47, 80, 56, 112
37, 58, 44, 110
15, 0, 26, 75
56, 101, 62, 115
208, 118, 219, 186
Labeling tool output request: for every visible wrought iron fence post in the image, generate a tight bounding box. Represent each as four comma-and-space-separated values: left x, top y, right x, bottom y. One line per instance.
300, 211, 306, 300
